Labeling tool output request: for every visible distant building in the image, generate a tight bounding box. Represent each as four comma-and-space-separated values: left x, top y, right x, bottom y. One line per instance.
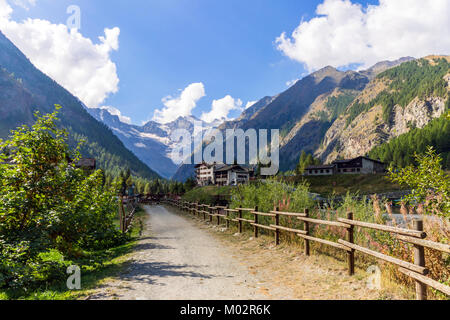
195, 162, 250, 186
214, 164, 250, 186
304, 156, 385, 176
334, 156, 385, 174
195, 162, 217, 186
303, 164, 336, 176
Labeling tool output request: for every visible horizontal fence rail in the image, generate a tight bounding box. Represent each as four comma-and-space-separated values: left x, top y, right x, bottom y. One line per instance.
161, 198, 450, 300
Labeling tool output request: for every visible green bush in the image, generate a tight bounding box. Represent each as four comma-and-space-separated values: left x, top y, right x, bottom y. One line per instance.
230, 179, 314, 212
0, 107, 125, 290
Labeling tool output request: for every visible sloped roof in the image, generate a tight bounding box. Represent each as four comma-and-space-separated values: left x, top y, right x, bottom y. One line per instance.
332, 156, 384, 165
215, 164, 249, 172
305, 164, 335, 170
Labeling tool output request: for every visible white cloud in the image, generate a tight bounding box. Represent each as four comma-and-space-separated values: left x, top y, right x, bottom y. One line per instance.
201, 95, 243, 123
286, 79, 299, 87
245, 101, 257, 110
134, 142, 146, 149
100, 106, 132, 124
153, 82, 206, 124
11, 0, 35, 10
0, 0, 120, 107
276, 0, 450, 71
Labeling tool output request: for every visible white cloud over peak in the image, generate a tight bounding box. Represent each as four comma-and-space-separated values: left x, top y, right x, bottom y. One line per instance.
201, 95, 243, 123
153, 82, 206, 124
0, 0, 120, 108
100, 106, 132, 124
245, 101, 257, 110
286, 79, 299, 87
276, 0, 450, 71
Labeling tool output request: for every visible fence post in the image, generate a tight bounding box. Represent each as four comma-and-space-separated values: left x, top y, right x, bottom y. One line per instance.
217, 207, 220, 226
275, 207, 280, 245
414, 219, 427, 300
118, 196, 125, 233
346, 212, 355, 276
304, 208, 310, 256
238, 207, 243, 233
226, 204, 230, 229
209, 206, 213, 223
254, 206, 259, 238
123, 198, 127, 233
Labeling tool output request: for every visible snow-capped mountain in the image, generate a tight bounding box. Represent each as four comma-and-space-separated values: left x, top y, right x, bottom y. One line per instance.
88, 108, 222, 179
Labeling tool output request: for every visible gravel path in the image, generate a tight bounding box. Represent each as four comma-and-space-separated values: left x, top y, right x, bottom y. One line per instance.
90, 205, 274, 300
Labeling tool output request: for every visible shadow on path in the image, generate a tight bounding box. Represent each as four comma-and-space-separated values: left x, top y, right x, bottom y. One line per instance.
133, 242, 174, 251
119, 261, 222, 285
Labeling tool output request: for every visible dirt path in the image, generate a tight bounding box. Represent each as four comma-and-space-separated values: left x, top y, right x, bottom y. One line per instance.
89, 205, 403, 300
89, 205, 282, 300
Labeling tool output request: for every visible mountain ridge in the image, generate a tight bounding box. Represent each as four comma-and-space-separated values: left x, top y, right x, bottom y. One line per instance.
171, 56, 447, 181
0, 31, 160, 179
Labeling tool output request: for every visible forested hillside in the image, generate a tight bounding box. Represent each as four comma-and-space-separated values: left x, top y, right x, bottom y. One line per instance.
369, 111, 450, 169
346, 58, 450, 126
0, 32, 160, 180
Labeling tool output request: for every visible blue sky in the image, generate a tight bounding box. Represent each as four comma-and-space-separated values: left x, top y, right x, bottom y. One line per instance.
3, 0, 448, 125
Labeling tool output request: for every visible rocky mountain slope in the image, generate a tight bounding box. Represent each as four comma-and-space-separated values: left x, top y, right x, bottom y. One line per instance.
0, 31, 160, 179
316, 56, 449, 163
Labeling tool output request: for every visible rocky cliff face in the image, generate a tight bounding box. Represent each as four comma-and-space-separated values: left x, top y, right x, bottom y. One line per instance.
316, 63, 449, 164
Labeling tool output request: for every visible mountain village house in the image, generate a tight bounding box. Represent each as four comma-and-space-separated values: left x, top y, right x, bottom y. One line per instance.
195, 162, 251, 186
304, 156, 385, 176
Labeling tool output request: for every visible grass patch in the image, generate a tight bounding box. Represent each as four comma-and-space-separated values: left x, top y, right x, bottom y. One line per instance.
182, 186, 233, 205
0, 207, 147, 300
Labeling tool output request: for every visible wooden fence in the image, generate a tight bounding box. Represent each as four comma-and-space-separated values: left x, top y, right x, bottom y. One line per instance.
163, 198, 450, 300
118, 196, 138, 233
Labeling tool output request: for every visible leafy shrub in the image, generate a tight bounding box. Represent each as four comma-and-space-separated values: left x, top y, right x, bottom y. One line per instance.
230, 179, 314, 213
0, 107, 125, 290
387, 147, 449, 218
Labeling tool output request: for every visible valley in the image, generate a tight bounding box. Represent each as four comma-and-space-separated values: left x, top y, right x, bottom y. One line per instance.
2, 26, 447, 181
0, 10, 449, 304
